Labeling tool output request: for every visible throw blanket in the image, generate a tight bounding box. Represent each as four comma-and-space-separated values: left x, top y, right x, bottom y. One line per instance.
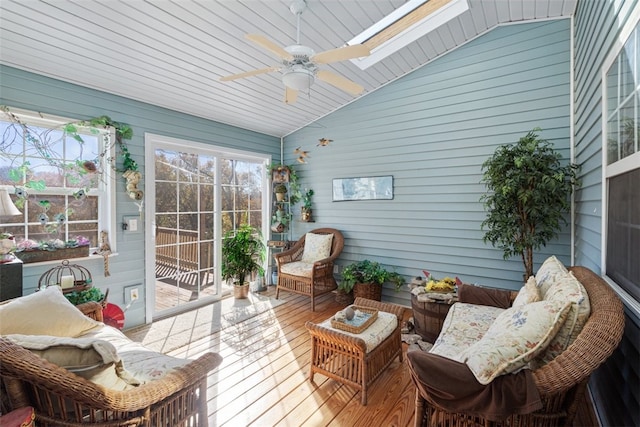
407, 351, 542, 421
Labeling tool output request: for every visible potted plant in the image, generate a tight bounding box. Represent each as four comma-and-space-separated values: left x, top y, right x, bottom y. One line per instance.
274, 183, 288, 202
480, 128, 579, 279
338, 259, 404, 301
301, 188, 314, 222
221, 224, 266, 299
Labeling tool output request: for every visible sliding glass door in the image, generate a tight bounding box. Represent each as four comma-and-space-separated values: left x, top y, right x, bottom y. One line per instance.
146, 134, 268, 319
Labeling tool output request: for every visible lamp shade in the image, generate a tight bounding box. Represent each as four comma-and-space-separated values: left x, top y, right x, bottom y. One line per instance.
282, 67, 315, 91
0, 189, 21, 217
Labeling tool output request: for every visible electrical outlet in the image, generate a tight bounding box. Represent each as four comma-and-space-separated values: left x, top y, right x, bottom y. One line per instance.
124, 285, 141, 305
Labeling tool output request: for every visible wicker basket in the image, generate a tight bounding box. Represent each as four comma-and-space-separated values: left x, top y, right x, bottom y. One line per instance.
352, 282, 382, 301
331, 306, 378, 333
335, 289, 354, 305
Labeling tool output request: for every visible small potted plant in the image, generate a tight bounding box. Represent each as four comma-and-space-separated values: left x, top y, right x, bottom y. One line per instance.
274, 183, 288, 202
301, 188, 314, 222
338, 259, 404, 301
221, 224, 265, 299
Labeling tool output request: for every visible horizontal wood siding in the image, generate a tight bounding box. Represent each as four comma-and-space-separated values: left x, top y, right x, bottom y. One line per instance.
285, 20, 572, 305
0, 65, 279, 326
573, 0, 640, 425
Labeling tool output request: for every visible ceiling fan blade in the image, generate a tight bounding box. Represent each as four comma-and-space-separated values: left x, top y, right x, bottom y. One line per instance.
284, 87, 298, 104
246, 34, 294, 61
311, 44, 370, 64
317, 70, 364, 95
220, 67, 280, 82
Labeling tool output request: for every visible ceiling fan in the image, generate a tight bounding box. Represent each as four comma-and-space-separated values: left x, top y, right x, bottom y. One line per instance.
220, 0, 371, 104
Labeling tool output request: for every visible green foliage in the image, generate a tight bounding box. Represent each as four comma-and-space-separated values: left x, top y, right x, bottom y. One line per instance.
221, 224, 266, 285
64, 287, 105, 305
302, 189, 314, 209
480, 128, 580, 278
339, 259, 405, 293
268, 163, 301, 204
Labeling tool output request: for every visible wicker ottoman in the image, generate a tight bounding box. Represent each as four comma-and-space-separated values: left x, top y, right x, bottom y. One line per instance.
305, 297, 405, 405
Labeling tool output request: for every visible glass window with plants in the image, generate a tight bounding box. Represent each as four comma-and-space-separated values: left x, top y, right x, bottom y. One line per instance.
0, 107, 132, 260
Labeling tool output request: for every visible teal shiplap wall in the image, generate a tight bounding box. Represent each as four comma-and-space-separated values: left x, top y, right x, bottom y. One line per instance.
285, 20, 572, 305
573, 0, 640, 426
0, 65, 279, 327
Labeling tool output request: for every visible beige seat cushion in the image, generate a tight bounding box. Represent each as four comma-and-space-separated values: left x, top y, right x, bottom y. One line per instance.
82, 325, 194, 383
320, 310, 398, 353
0, 285, 101, 337
535, 255, 569, 297
280, 261, 314, 278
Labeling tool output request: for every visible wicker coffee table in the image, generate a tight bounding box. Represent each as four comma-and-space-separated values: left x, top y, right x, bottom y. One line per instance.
305, 297, 405, 405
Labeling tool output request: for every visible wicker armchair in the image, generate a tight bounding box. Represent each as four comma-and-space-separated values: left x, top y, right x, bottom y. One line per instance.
0, 301, 223, 426
409, 266, 625, 427
275, 228, 344, 311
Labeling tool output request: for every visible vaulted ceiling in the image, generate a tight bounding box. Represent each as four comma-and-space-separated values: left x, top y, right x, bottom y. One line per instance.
0, 0, 576, 137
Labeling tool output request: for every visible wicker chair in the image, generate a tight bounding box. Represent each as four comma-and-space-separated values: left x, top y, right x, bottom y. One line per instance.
0, 301, 223, 426
409, 266, 625, 427
275, 228, 344, 311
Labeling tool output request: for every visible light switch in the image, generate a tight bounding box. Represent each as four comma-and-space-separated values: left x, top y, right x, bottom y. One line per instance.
123, 216, 141, 233
128, 218, 138, 231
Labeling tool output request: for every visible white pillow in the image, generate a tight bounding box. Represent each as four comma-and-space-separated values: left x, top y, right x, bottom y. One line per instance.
301, 233, 333, 263
462, 299, 572, 385
512, 276, 540, 308
0, 285, 101, 337
6, 334, 140, 391
535, 255, 569, 298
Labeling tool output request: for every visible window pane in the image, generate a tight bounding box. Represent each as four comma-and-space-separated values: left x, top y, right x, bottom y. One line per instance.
607, 56, 619, 117
156, 182, 177, 213
621, 36, 636, 102
156, 150, 178, 181
69, 196, 98, 221
200, 184, 214, 211
607, 168, 640, 300
620, 99, 637, 159
179, 183, 198, 212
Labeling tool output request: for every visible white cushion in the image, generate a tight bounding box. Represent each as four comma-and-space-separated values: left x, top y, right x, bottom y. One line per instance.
5, 334, 140, 391
82, 325, 194, 383
0, 286, 101, 337
320, 310, 397, 353
512, 276, 540, 308
301, 233, 333, 263
534, 271, 590, 366
535, 255, 569, 297
429, 302, 504, 361
461, 299, 572, 385
280, 261, 314, 277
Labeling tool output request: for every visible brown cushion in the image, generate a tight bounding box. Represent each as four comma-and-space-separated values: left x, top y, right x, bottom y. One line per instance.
457, 283, 512, 309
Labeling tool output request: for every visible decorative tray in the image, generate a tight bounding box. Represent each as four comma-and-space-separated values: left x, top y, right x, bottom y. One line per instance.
331, 306, 378, 334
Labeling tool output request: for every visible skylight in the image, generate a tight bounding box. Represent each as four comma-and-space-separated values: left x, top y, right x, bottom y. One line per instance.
348, 0, 469, 70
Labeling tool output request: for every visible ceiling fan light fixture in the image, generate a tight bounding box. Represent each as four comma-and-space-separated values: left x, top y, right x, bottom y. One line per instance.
282, 67, 315, 91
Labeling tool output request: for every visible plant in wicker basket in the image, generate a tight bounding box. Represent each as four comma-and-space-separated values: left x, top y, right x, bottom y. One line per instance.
339, 259, 404, 301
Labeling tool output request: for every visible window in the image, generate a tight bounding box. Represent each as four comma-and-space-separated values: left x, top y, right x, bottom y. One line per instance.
603, 19, 640, 303
0, 107, 115, 255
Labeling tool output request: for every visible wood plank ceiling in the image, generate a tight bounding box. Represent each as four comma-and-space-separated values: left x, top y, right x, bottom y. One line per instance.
0, 0, 576, 137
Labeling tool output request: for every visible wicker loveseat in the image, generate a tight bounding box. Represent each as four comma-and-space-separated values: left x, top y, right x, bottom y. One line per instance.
0, 287, 222, 426
275, 227, 344, 311
407, 264, 625, 427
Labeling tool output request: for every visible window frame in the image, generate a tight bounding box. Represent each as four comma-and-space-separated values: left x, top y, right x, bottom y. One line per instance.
0, 107, 117, 260
601, 7, 640, 313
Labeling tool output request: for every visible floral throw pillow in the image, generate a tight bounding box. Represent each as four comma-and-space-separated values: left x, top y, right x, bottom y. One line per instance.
512, 276, 540, 308
301, 233, 333, 263
462, 299, 572, 385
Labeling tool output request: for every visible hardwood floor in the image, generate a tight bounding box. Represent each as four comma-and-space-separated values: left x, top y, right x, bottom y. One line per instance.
158, 287, 597, 427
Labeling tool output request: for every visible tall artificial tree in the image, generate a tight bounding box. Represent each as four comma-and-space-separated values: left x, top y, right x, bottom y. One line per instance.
480, 129, 580, 278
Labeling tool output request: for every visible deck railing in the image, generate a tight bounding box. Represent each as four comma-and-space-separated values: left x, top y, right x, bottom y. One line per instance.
155, 227, 213, 274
